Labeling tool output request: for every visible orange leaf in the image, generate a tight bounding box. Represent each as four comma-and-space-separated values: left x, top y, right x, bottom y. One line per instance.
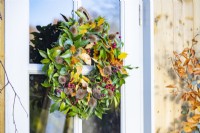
166, 85, 177, 88
70, 45, 76, 54
187, 65, 193, 74
193, 70, 200, 75
183, 59, 190, 66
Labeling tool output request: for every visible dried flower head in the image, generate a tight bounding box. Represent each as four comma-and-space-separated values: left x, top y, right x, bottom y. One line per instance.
88, 97, 97, 108
78, 17, 84, 25
64, 87, 73, 95
76, 89, 87, 99
103, 66, 112, 76
88, 34, 98, 43
108, 34, 116, 41
108, 89, 114, 98
92, 88, 101, 99
55, 56, 64, 64
70, 25, 78, 35
58, 75, 67, 84
94, 26, 103, 32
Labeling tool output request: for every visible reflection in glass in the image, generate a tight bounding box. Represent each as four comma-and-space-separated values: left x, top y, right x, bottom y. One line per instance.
82, 0, 120, 132
29, 0, 73, 63
82, 0, 120, 33
30, 75, 73, 133
83, 106, 120, 133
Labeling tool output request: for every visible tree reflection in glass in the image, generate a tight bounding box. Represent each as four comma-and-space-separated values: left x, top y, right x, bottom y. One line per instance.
30, 75, 73, 133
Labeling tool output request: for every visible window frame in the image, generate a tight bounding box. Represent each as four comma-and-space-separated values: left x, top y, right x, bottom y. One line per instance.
4, 0, 144, 133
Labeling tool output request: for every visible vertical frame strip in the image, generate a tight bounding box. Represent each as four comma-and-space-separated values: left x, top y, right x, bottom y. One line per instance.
120, 0, 126, 133
73, 1, 82, 133
0, 0, 5, 132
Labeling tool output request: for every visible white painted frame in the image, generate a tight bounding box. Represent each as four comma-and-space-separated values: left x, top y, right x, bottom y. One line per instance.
5, 0, 144, 133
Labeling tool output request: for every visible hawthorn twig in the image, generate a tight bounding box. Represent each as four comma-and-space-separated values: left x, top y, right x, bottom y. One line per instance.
0, 60, 28, 133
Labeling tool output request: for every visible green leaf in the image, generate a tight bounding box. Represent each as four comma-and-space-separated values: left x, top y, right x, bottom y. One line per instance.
60, 102, 66, 111
47, 49, 54, 61
113, 97, 118, 108
50, 102, 60, 113
75, 11, 88, 21
41, 80, 51, 87
61, 92, 66, 99
41, 58, 50, 64
95, 111, 102, 119
48, 63, 54, 81
64, 58, 71, 65
64, 39, 73, 45
68, 111, 77, 117
39, 50, 48, 58
60, 67, 67, 75
74, 39, 89, 48
73, 34, 82, 41
63, 107, 70, 114
48, 95, 62, 102
60, 50, 71, 58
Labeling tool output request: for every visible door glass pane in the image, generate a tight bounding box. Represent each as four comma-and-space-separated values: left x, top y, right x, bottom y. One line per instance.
30, 75, 73, 133
29, 0, 73, 63
82, 1, 120, 133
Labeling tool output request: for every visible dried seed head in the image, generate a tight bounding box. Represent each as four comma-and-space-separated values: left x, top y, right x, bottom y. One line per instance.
108, 34, 116, 41
64, 87, 73, 95
70, 25, 78, 35
108, 89, 114, 98
58, 75, 67, 84
94, 26, 103, 32
76, 89, 87, 99
92, 88, 101, 99
88, 34, 97, 43
78, 18, 84, 25
88, 97, 97, 108
103, 66, 112, 76
55, 56, 64, 64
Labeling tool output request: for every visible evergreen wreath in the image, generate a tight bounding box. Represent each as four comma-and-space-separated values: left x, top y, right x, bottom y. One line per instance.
33, 7, 133, 119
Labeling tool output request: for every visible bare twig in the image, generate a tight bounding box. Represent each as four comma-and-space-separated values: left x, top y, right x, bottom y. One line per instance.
0, 60, 28, 133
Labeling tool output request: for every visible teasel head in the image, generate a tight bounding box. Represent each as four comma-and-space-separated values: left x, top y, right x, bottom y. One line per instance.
78, 17, 84, 25
70, 25, 78, 35
76, 89, 87, 99
94, 26, 103, 32
58, 75, 67, 84
88, 34, 98, 43
92, 88, 101, 99
108, 89, 114, 98
64, 87, 73, 95
55, 56, 64, 64
88, 97, 97, 108
108, 34, 116, 41
103, 66, 112, 76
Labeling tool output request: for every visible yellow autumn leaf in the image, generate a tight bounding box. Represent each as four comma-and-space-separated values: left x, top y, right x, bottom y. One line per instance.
70, 45, 76, 54
97, 64, 106, 77
87, 93, 91, 103
97, 18, 104, 26
90, 22, 96, 29
79, 53, 91, 65
118, 52, 128, 60
79, 29, 87, 35
82, 76, 90, 83
183, 125, 192, 132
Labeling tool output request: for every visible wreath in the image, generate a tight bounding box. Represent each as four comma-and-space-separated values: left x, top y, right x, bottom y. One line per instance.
35, 7, 133, 119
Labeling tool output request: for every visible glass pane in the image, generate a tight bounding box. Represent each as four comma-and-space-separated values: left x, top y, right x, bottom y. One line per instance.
30, 75, 73, 133
82, 0, 120, 33
29, 0, 73, 63
82, 1, 120, 133
82, 106, 120, 133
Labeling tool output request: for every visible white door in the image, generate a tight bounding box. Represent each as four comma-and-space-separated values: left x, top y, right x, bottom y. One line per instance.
5, 0, 144, 133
